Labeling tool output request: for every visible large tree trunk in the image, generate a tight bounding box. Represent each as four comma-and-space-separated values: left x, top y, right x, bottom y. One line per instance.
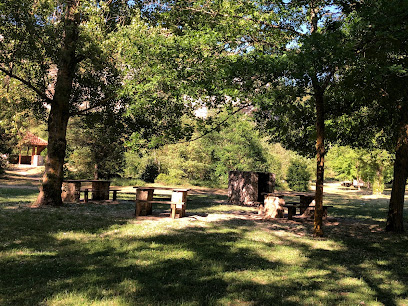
313, 90, 325, 237
386, 120, 408, 232
34, 1, 80, 207
310, 3, 325, 237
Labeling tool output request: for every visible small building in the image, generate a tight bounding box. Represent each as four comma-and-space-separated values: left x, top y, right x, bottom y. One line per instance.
228, 171, 275, 205
17, 132, 48, 166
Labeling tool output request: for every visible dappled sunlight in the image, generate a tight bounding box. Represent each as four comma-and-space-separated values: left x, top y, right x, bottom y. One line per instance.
52, 231, 94, 241
0, 184, 407, 305
0, 248, 57, 259
43, 290, 126, 306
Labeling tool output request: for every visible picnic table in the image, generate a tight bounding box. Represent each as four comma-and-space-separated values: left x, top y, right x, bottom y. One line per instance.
62, 179, 111, 202
262, 191, 315, 219
134, 187, 189, 219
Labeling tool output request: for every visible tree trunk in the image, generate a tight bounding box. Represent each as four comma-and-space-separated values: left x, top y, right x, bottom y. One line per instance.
94, 163, 99, 180
313, 90, 325, 237
310, 2, 325, 237
34, 1, 80, 207
386, 120, 408, 232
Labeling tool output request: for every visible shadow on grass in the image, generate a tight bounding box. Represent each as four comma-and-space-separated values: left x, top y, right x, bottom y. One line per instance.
1, 211, 407, 305
1, 190, 407, 305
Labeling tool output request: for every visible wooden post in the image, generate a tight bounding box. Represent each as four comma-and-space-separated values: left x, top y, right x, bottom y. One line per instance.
91, 181, 110, 200
31, 146, 36, 165
61, 182, 81, 202
300, 195, 315, 214
135, 188, 154, 217
84, 188, 89, 203
171, 189, 188, 218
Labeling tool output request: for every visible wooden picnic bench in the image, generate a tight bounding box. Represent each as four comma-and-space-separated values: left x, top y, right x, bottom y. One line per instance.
62, 179, 111, 202
283, 202, 333, 220
134, 187, 189, 219
83, 188, 120, 202
263, 192, 333, 220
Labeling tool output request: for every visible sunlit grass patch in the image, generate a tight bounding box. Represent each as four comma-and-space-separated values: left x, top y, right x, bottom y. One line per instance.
43, 291, 128, 306
0, 184, 407, 305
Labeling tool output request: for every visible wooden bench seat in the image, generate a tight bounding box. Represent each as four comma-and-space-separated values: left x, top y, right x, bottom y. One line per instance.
282, 203, 333, 220
109, 189, 120, 201
134, 187, 188, 219
83, 188, 121, 202
284, 201, 300, 205
282, 204, 299, 219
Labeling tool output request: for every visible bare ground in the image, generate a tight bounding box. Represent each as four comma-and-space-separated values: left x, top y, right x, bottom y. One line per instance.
0, 165, 397, 238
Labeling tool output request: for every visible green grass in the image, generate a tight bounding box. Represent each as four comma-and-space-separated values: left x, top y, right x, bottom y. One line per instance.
0, 185, 407, 305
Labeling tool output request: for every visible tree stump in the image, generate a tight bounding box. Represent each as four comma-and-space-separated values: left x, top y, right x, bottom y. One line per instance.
260, 196, 285, 219
228, 171, 275, 205
135, 188, 154, 216
61, 182, 81, 202
91, 181, 110, 200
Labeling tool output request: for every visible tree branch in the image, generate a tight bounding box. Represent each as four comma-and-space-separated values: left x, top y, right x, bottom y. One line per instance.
71, 95, 117, 116
183, 6, 304, 37
174, 103, 252, 145
0, 66, 52, 104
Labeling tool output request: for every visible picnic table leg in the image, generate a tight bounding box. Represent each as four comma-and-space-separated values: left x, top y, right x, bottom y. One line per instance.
84, 189, 89, 203
112, 190, 117, 201
287, 206, 296, 220
171, 203, 177, 219
171, 190, 188, 218
92, 181, 110, 200
300, 195, 315, 214
135, 201, 142, 217
135, 189, 154, 216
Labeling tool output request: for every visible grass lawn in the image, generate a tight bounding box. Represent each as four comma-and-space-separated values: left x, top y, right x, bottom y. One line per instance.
0, 184, 407, 305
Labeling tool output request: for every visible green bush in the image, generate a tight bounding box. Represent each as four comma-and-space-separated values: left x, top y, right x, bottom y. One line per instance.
286, 158, 312, 191
110, 177, 146, 187
155, 169, 185, 186
140, 159, 160, 183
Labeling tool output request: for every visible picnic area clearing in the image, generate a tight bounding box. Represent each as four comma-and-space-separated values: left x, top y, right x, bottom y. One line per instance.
0, 169, 407, 305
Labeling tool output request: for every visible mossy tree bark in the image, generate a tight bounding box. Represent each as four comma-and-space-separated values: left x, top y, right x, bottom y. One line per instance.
386, 109, 408, 232
313, 89, 325, 237
34, 1, 80, 207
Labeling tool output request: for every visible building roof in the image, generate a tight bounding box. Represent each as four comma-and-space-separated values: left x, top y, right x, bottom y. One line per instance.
22, 132, 48, 146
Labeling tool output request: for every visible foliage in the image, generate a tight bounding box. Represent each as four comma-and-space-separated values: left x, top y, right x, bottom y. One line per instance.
286, 157, 312, 192
326, 146, 359, 181
358, 149, 393, 194
326, 145, 393, 194
110, 177, 145, 187
140, 159, 160, 183
123, 111, 296, 188
66, 110, 126, 180
0, 126, 11, 173
156, 170, 185, 186
152, 112, 286, 187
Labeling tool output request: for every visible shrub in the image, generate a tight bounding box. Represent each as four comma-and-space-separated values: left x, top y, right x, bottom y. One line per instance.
140, 159, 160, 183
286, 158, 312, 191
155, 169, 185, 186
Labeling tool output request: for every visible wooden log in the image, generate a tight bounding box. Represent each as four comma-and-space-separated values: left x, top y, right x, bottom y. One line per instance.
261, 195, 285, 219
135, 189, 154, 216
228, 171, 275, 205
92, 181, 110, 200
171, 189, 188, 218
299, 201, 332, 219
299, 195, 315, 214
62, 182, 81, 202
